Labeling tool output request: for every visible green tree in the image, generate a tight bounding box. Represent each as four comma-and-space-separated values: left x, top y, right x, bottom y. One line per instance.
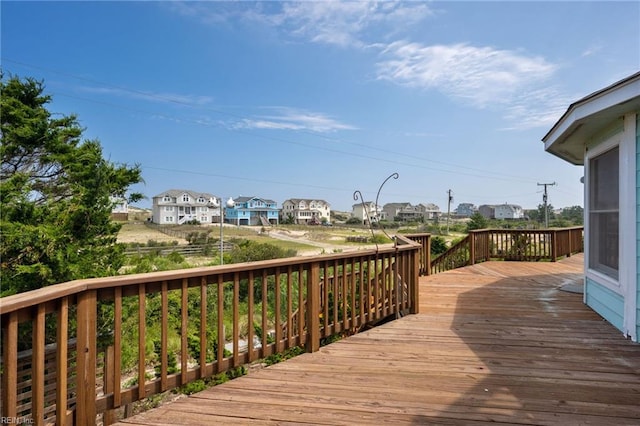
559, 205, 584, 225
535, 204, 556, 223
227, 240, 296, 264
1, 74, 143, 296
430, 236, 448, 257
466, 213, 488, 232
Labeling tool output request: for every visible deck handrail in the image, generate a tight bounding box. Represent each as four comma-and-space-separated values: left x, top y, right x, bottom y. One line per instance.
0, 236, 421, 425
430, 226, 584, 274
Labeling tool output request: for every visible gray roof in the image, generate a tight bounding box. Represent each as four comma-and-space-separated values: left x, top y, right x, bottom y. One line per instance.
234, 196, 277, 204
154, 189, 216, 200
284, 198, 330, 205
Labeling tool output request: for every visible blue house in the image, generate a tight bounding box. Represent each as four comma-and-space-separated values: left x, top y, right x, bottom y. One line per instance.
543, 71, 640, 342
225, 196, 279, 226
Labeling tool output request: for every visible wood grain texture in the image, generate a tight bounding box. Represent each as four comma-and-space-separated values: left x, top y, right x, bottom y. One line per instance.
114, 255, 640, 425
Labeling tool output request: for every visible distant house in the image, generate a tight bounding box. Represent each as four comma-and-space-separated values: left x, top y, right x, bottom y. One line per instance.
226, 196, 279, 226
455, 203, 476, 218
281, 198, 331, 224
151, 189, 216, 225
495, 204, 525, 220
382, 202, 441, 222
420, 203, 442, 220
110, 196, 129, 221
352, 201, 382, 225
478, 205, 496, 219
542, 71, 640, 341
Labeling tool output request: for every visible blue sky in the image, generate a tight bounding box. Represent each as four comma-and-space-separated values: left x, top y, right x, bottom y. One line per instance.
2, 1, 638, 212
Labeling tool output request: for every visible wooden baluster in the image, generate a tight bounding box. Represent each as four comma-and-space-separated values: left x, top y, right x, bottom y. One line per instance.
56, 298, 69, 425
138, 285, 146, 399
298, 265, 305, 344
286, 266, 293, 348
103, 345, 115, 425
233, 272, 240, 367
217, 275, 224, 372
76, 290, 97, 425
181, 279, 188, 385
113, 288, 122, 407
160, 281, 168, 391
2, 311, 18, 420
274, 268, 282, 353
261, 269, 268, 358
32, 305, 45, 424
247, 271, 255, 362
200, 278, 207, 378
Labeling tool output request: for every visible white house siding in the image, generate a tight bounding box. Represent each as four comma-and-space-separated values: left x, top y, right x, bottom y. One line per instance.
152, 190, 216, 225
352, 202, 379, 224
495, 204, 524, 220
636, 113, 640, 341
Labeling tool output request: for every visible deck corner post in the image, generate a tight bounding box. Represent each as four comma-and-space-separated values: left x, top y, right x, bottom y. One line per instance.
306, 262, 321, 353
76, 290, 97, 425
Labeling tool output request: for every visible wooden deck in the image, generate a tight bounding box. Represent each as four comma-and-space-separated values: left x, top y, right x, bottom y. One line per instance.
115, 255, 640, 425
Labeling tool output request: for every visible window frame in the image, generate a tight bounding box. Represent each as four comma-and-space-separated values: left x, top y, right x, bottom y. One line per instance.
585, 134, 621, 291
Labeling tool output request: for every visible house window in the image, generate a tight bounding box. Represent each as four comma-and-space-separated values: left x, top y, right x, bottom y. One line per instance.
588, 146, 619, 280
164, 216, 174, 222
163, 196, 171, 202
164, 206, 174, 212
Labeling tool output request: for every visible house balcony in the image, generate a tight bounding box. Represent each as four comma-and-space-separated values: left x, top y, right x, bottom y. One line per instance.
2, 228, 639, 425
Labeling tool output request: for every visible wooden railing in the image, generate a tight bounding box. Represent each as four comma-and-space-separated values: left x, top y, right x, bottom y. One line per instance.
431, 227, 584, 274
0, 236, 420, 425
403, 233, 431, 276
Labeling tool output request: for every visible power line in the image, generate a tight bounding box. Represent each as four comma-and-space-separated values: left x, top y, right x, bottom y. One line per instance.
3, 57, 543, 185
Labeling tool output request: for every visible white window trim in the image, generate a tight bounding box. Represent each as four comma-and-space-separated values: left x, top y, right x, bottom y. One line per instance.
584, 114, 636, 311
584, 133, 621, 293
621, 112, 637, 340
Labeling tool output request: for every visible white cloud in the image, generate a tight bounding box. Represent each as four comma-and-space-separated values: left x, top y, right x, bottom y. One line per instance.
233, 107, 357, 133
276, 1, 433, 48
376, 41, 557, 108
581, 42, 603, 57
501, 87, 575, 130
168, 1, 433, 49
375, 41, 570, 129
79, 86, 213, 106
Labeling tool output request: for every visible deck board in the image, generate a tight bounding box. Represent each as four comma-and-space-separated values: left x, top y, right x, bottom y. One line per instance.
115, 255, 640, 425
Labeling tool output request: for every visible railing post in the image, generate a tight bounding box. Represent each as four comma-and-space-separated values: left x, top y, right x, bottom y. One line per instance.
469, 232, 476, 265
410, 247, 420, 314
551, 230, 558, 262
76, 290, 97, 425
485, 230, 491, 261
2, 312, 18, 420
306, 262, 320, 353
425, 235, 431, 276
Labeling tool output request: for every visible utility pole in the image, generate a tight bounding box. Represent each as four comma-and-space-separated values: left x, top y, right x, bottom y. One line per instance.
446, 189, 453, 234
537, 182, 556, 228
